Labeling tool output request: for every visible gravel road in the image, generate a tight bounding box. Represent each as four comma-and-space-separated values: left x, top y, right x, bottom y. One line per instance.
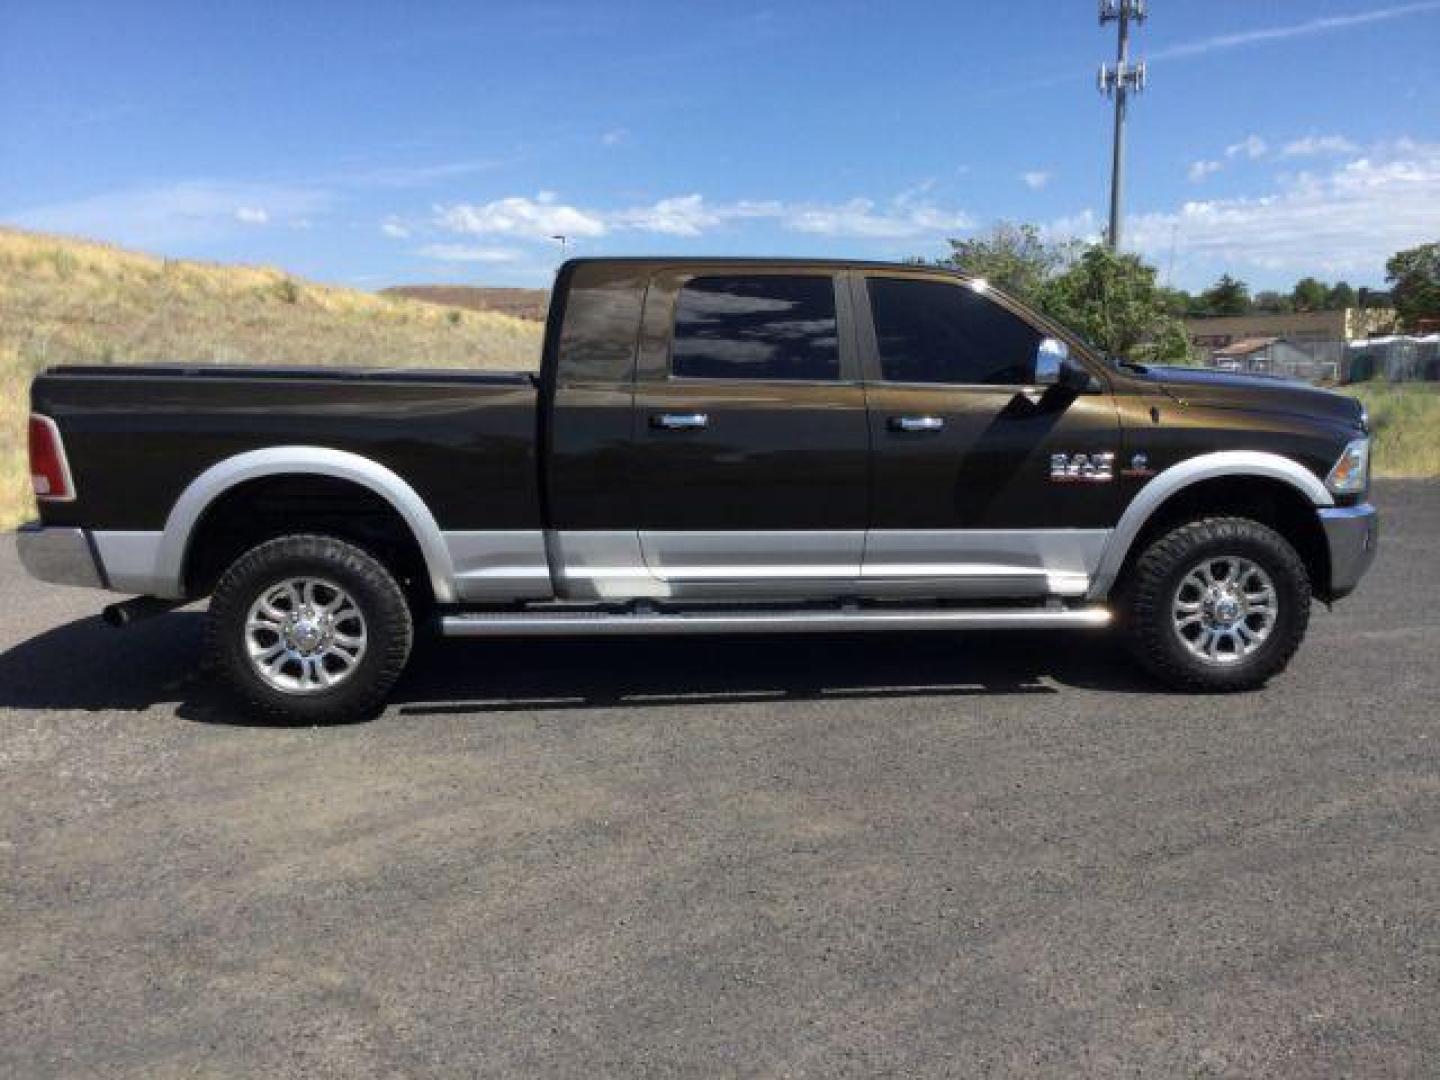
2, 482, 1437, 1077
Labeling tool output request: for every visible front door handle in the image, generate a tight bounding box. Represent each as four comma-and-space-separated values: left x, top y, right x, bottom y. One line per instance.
652, 412, 709, 431
889, 415, 945, 433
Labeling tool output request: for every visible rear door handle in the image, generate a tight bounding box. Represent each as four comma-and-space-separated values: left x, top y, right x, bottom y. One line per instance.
888, 415, 945, 433
651, 412, 709, 431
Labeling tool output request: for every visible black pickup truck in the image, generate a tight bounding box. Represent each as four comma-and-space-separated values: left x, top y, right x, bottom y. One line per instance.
20, 258, 1377, 721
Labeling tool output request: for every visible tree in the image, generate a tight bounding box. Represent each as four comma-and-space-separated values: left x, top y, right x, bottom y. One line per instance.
1200, 274, 1251, 316
932, 222, 1074, 304
1291, 276, 1328, 312
1327, 281, 1357, 310
1037, 246, 1193, 364
1252, 290, 1293, 314
1156, 286, 1195, 319
1385, 242, 1440, 329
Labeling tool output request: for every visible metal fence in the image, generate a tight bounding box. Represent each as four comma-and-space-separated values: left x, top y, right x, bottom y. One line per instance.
1204, 339, 1343, 383
1344, 335, 1440, 383
1201, 336, 1440, 385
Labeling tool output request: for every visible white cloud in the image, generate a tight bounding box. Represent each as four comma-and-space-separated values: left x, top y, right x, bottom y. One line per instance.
601, 128, 628, 147
414, 243, 521, 263
1021, 171, 1052, 191
436, 193, 607, 240
380, 217, 411, 239
610, 194, 719, 236
1153, 2, 1440, 60
1225, 135, 1268, 160
433, 189, 974, 242
1281, 134, 1359, 157
7, 180, 330, 248
1081, 138, 1440, 282
1187, 160, 1223, 183
782, 197, 972, 239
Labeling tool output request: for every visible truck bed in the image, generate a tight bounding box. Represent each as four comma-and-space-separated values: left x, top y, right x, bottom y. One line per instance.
31, 364, 543, 532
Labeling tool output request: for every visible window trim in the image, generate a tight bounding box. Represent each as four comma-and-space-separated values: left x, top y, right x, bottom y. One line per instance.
634, 267, 858, 385
851, 270, 1108, 391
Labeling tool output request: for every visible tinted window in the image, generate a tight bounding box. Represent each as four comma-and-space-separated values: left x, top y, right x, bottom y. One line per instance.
672, 275, 839, 381
556, 266, 645, 382
867, 277, 1043, 385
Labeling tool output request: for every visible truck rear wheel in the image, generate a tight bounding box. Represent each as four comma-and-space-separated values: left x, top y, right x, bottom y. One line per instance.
1122, 516, 1310, 692
206, 534, 413, 723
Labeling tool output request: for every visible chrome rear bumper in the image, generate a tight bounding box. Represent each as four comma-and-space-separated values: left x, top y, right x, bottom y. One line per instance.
15, 523, 106, 589
1318, 503, 1378, 600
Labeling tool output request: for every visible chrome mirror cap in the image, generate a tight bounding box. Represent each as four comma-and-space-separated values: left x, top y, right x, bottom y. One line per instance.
1034, 337, 1069, 385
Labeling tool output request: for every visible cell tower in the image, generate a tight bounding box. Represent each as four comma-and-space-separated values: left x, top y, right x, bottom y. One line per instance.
1098, 0, 1147, 250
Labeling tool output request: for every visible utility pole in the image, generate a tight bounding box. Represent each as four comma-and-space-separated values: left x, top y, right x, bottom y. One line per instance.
1098, 0, 1147, 250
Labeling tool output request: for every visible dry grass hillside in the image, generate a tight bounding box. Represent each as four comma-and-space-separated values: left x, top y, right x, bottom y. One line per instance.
0, 227, 543, 529
381, 284, 550, 322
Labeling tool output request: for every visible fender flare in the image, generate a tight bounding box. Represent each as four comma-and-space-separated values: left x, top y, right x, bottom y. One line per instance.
155, 446, 456, 602
1087, 450, 1333, 600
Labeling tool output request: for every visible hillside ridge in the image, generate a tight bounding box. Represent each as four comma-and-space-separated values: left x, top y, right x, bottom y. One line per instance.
382, 284, 549, 323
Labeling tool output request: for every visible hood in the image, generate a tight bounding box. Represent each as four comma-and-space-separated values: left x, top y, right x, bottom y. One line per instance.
1135, 365, 1365, 430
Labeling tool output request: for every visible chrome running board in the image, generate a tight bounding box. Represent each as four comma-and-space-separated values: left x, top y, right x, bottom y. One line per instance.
441, 605, 1112, 637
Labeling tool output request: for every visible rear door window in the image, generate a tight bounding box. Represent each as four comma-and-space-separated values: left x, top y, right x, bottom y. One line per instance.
671, 275, 839, 381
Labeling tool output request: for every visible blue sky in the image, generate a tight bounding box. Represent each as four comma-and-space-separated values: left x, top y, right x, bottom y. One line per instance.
2, 0, 1437, 291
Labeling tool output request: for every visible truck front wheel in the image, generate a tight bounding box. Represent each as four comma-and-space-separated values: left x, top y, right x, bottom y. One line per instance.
206, 534, 414, 723
1122, 517, 1311, 692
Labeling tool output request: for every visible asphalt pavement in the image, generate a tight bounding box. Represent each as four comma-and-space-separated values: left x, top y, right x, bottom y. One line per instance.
2, 482, 1437, 1077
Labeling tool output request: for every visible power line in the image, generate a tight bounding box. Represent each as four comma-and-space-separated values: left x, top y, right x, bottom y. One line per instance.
1098, 0, 1148, 251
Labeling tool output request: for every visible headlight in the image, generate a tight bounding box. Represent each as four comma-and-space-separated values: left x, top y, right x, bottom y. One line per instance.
1326, 437, 1370, 495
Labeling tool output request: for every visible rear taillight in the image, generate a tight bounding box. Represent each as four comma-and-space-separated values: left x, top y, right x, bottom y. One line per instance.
28, 415, 75, 501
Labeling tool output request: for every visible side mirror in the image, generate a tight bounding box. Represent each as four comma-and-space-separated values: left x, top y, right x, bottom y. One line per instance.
1034, 337, 1094, 393
1034, 337, 1067, 385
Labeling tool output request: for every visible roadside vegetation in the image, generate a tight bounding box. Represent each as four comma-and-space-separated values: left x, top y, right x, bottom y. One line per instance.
0, 226, 543, 529
1341, 381, 1440, 479
926, 224, 1194, 364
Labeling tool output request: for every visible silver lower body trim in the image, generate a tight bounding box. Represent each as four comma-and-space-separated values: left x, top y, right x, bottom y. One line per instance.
442, 605, 1111, 637
1318, 502, 1378, 598
90, 530, 174, 596
861, 529, 1108, 598
548, 530, 665, 599
15, 523, 105, 589
550, 528, 1110, 601
640, 530, 865, 581
444, 530, 552, 601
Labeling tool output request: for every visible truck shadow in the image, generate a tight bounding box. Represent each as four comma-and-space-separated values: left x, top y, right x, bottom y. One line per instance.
0, 611, 1163, 724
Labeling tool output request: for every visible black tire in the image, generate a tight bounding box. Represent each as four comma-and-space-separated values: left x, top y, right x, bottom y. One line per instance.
206, 534, 413, 723
1122, 517, 1310, 692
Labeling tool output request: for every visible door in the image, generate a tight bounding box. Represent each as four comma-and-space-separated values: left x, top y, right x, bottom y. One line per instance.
629, 269, 870, 595
857, 272, 1122, 598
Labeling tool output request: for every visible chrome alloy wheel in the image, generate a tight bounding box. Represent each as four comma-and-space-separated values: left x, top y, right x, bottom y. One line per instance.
1171, 556, 1278, 666
244, 577, 368, 694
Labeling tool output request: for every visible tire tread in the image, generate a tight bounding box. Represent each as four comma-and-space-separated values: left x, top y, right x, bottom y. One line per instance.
205, 534, 413, 723
1123, 516, 1310, 692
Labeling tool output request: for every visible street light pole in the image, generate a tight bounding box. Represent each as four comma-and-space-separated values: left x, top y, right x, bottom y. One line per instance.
1098, 0, 1147, 251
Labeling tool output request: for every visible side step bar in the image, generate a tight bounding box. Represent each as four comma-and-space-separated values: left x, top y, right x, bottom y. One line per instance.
441, 606, 1111, 637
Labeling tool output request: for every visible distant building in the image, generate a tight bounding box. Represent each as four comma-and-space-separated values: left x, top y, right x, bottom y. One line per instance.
1211, 337, 1341, 383
1183, 308, 1398, 358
